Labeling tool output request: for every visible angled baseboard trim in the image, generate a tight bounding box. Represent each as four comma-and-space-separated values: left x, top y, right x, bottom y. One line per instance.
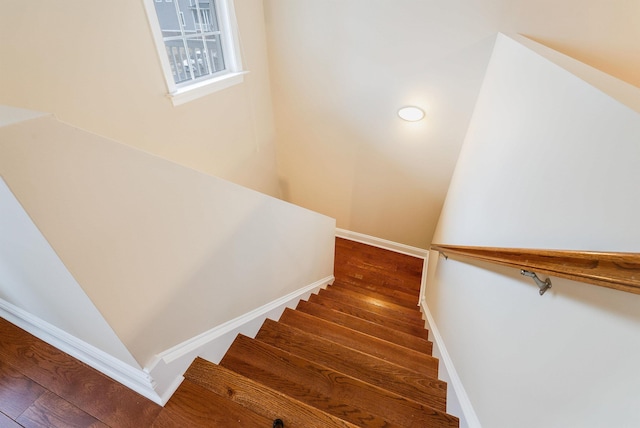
154, 275, 334, 364
146, 275, 335, 404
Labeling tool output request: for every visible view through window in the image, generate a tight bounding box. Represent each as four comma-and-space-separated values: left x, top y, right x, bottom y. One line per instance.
152, 0, 228, 86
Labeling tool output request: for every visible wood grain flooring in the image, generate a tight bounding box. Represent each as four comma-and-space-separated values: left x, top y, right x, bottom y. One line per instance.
0, 317, 162, 427
0, 237, 459, 427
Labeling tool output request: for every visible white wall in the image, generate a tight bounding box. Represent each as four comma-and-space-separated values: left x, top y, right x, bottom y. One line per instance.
427, 34, 640, 427
0, 114, 335, 370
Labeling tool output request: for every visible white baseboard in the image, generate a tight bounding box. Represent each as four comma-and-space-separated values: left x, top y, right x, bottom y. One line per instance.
418, 255, 430, 306
146, 275, 335, 404
0, 298, 163, 404
336, 228, 429, 259
420, 299, 482, 428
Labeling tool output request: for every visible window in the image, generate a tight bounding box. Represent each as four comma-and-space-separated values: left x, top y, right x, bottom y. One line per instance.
144, 0, 244, 105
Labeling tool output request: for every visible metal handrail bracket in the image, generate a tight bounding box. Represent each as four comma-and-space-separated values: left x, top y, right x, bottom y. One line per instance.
521, 270, 552, 296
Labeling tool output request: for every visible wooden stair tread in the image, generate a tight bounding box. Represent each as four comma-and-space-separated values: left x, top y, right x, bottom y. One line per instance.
296, 300, 433, 354
221, 335, 458, 428
335, 238, 424, 274
323, 286, 425, 323
309, 293, 430, 339
220, 335, 396, 427
334, 266, 421, 294
255, 319, 447, 411
184, 358, 358, 428
331, 280, 419, 308
334, 239, 423, 294
279, 308, 438, 376
152, 379, 271, 427
318, 288, 425, 327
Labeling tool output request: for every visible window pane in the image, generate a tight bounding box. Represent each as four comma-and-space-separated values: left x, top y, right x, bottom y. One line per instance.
164, 40, 191, 84
193, 0, 219, 33
204, 36, 225, 73
153, 1, 181, 38
180, 3, 197, 34
185, 39, 209, 78
151, 0, 234, 89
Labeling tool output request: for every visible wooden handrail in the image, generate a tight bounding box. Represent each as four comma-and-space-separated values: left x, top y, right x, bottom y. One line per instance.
430, 244, 640, 295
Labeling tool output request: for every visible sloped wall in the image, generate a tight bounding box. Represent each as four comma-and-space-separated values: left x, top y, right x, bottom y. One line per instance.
427, 34, 640, 427
0, 177, 140, 368
0, 114, 335, 374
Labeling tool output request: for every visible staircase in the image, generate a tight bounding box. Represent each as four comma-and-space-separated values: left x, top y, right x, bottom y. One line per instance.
155, 238, 460, 427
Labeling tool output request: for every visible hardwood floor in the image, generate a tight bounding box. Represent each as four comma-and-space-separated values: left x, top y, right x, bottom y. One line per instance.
0, 237, 458, 427
0, 318, 162, 427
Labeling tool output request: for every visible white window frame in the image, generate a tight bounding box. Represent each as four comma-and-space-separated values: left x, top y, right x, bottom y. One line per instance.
143, 0, 246, 106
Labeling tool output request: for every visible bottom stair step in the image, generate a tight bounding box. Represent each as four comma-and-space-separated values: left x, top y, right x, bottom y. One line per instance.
220, 334, 459, 428
184, 358, 358, 428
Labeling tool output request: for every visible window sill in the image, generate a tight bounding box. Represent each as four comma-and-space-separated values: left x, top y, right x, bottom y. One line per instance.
168, 71, 248, 106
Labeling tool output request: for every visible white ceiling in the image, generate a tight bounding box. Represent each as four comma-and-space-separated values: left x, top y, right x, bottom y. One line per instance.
263, 0, 640, 248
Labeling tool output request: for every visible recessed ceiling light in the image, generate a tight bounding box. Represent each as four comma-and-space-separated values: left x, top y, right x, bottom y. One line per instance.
397, 106, 425, 122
